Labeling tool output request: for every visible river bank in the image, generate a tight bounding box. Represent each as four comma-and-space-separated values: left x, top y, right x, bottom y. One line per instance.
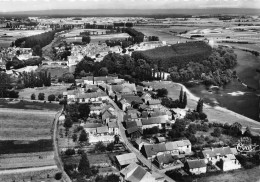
144, 81, 260, 134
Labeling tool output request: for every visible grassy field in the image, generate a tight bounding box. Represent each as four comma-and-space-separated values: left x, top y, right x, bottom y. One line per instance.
37, 66, 71, 78
0, 166, 60, 182
0, 108, 57, 141
18, 85, 68, 100
0, 99, 62, 111
0, 152, 55, 169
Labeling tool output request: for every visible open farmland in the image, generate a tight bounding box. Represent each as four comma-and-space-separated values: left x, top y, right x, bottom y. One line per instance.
132, 41, 212, 69
0, 108, 56, 141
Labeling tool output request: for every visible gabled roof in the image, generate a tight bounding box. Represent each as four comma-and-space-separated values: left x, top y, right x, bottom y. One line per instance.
165, 142, 179, 151
120, 163, 139, 177
143, 143, 166, 158
154, 137, 166, 143
126, 121, 142, 129
147, 99, 161, 105
116, 153, 138, 166
202, 147, 233, 158
77, 91, 107, 99
125, 166, 148, 182
83, 123, 102, 128
96, 126, 109, 134
127, 126, 143, 135
156, 153, 175, 165
141, 116, 167, 125
120, 95, 143, 104
108, 122, 118, 128
187, 159, 206, 169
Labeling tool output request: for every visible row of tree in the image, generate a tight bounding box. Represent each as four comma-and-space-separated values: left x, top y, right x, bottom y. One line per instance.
5, 57, 43, 70
22, 70, 51, 88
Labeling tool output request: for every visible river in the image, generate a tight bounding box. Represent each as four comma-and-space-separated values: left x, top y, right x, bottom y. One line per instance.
186, 49, 260, 121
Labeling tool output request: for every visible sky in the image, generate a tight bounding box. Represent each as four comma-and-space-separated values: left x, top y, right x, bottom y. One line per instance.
0, 0, 259, 12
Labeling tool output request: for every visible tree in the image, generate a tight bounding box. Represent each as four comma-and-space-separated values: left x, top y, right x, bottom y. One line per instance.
63, 73, 75, 83
196, 98, 204, 113
182, 91, 187, 108
64, 117, 73, 130
32, 44, 42, 57
107, 174, 120, 182
48, 94, 56, 102
187, 124, 197, 134
94, 141, 106, 153
212, 127, 222, 137
65, 148, 75, 156
72, 133, 78, 142
82, 36, 91, 44
157, 88, 168, 97
78, 104, 90, 119
78, 153, 92, 176
54, 172, 62, 180
106, 142, 114, 151
79, 129, 88, 142
114, 135, 120, 144
229, 122, 242, 136
31, 93, 36, 100
179, 87, 183, 104
38, 93, 45, 100
98, 67, 108, 76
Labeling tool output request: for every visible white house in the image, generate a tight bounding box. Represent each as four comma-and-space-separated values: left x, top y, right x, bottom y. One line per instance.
185, 159, 207, 175
108, 122, 119, 135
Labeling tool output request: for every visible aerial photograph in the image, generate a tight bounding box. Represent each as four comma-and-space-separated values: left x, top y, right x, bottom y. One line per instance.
0, 0, 260, 181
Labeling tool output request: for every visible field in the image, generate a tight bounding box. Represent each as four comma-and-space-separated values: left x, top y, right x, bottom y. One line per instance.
37, 65, 71, 78
132, 41, 212, 69
18, 85, 68, 100
0, 108, 56, 141
0, 29, 48, 48
0, 152, 55, 169
134, 26, 195, 44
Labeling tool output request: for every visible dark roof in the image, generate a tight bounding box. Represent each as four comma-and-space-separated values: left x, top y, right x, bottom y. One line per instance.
156, 154, 175, 165
141, 116, 166, 125
126, 166, 147, 182
83, 123, 102, 128
96, 126, 109, 134
108, 122, 118, 128
202, 147, 232, 158
120, 95, 143, 104
127, 126, 143, 135
187, 159, 206, 169
143, 143, 166, 158
147, 99, 161, 105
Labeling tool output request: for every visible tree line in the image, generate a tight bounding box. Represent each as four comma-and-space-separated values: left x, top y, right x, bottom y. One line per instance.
22, 70, 51, 88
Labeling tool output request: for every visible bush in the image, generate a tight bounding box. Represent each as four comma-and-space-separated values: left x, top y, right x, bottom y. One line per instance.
211, 127, 222, 137
38, 93, 45, 100
94, 141, 106, 153
54, 172, 62, 180
31, 93, 36, 100
65, 148, 75, 156
48, 94, 56, 102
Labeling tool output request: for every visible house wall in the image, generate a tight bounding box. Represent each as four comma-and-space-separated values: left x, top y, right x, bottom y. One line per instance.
190, 167, 207, 175
222, 159, 241, 171
142, 124, 161, 130
178, 145, 192, 154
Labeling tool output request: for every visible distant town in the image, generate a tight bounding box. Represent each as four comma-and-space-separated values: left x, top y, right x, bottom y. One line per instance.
1, 9, 260, 182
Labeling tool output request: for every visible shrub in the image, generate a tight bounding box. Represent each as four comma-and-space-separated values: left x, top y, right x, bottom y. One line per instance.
54, 172, 62, 180
48, 94, 56, 102
38, 93, 45, 100
31, 93, 36, 100
65, 148, 75, 156
211, 127, 222, 137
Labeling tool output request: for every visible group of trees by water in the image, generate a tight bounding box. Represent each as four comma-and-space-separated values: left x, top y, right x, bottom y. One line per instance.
169, 46, 237, 86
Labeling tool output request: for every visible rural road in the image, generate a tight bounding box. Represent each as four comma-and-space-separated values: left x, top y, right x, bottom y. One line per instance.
108, 98, 175, 182
53, 110, 72, 182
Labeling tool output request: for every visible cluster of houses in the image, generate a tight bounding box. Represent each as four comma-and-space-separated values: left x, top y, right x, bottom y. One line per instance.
0, 47, 35, 60
66, 43, 122, 66
115, 152, 164, 182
